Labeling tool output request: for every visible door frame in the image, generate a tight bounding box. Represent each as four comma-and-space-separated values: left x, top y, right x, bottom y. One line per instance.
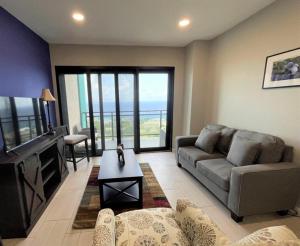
55, 66, 175, 156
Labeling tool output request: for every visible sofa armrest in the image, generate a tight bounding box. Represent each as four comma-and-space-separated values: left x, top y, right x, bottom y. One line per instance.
228, 162, 300, 216
175, 135, 198, 162
93, 209, 115, 246
176, 135, 198, 147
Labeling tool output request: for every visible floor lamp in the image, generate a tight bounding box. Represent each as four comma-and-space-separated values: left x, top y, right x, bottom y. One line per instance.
41, 88, 56, 135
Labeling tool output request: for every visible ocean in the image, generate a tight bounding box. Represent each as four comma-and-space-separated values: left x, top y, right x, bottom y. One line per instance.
93, 101, 167, 113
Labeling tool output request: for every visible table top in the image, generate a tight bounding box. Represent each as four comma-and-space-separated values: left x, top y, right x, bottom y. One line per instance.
98, 149, 143, 181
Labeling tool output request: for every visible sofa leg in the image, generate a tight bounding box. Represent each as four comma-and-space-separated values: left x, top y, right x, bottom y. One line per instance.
177, 163, 182, 167
231, 212, 243, 223
277, 210, 289, 216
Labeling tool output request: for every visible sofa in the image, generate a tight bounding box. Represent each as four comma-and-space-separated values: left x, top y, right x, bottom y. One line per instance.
176, 124, 300, 222
92, 199, 300, 246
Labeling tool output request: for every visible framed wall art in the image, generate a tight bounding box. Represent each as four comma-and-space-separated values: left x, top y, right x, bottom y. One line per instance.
262, 47, 300, 89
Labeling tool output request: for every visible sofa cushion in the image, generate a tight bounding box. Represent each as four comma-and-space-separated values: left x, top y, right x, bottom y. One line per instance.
196, 159, 234, 191
115, 208, 189, 246
227, 136, 260, 166
178, 146, 224, 167
195, 128, 221, 154
234, 130, 285, 164
216, 127, 236, 155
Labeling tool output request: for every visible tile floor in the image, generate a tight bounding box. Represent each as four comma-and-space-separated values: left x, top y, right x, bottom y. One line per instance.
3, 151, 300, 246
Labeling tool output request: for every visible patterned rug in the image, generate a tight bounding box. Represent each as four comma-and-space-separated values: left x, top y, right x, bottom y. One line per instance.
72, 163, 171, 229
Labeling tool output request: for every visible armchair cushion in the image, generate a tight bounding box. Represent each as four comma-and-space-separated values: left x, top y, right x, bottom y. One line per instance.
175, 199, 231, 246
227, 136, 260, 166
115, 208, 189, 246
195, 128, 221, 154
93, 209, 115, 246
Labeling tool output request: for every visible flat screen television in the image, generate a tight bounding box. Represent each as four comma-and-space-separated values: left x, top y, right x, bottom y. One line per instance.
0, 96, 47, 152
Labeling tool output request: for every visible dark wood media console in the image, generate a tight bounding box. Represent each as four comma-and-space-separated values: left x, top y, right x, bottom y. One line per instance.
0, 131, 68, 238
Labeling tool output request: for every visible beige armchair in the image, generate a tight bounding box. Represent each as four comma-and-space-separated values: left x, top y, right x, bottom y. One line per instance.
92, 199, 299, 246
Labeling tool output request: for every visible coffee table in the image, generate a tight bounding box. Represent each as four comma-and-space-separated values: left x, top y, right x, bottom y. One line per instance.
98, 149, 143, 209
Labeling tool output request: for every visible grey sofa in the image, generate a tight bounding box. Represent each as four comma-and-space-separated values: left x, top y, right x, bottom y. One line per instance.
176, 124, 300, 222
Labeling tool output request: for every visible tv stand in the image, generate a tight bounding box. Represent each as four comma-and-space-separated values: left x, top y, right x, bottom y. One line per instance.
0, 131, 68, 238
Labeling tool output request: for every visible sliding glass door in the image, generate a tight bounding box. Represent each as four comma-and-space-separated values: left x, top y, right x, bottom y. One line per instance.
56, 67, 174, 156
90, 73, 103, 154
139, 73, 168, 149
101, 74, 118, 149
118, 74, 135, 149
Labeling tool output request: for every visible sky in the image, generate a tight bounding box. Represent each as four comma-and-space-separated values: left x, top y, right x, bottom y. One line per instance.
90, 73, 168, 102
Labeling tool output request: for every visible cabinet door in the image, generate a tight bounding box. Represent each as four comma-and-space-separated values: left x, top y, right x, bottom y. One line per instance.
19, 154, 45, 225
57, 136, 68, 178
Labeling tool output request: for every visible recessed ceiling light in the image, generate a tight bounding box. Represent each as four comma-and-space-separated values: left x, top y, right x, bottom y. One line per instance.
178, 18, 190, 28
72, 12, 85, 22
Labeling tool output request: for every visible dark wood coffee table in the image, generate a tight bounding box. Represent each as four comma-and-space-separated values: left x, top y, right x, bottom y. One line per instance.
98, 150, 143, 209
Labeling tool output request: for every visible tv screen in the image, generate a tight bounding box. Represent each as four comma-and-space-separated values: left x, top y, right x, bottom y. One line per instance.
0, 96, 47, 152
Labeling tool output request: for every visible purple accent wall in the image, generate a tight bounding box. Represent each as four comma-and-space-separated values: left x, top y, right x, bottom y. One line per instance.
0, 7, 55, 150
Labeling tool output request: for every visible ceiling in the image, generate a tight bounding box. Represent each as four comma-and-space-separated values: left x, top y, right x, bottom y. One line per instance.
1, 0, 276, 47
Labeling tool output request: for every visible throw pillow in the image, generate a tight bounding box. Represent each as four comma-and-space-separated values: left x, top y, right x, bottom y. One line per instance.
227, 136, 260, 166
175, 199, 231, 246
195, 128, 220, 154
216, 127, 236, 154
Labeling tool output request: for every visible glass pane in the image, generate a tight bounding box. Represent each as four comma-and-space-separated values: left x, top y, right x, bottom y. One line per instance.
102, 74, 117, 149
139, 73, 168, 148
118, 74, 134, 149
0, 97, 16, 149
63, 74, 92, 152
0, 97, 45, 150
15, 98, 37, 143
91, 74, 102, 153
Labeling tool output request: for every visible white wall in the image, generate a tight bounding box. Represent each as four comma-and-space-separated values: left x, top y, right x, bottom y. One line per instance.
206, 0, 300, 163
50, 44, 185, 145
183, 40, 210, 135
182, 44, 193, 135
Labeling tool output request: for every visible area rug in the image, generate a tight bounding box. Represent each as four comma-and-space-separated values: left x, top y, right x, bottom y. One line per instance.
72, 163, 171, 229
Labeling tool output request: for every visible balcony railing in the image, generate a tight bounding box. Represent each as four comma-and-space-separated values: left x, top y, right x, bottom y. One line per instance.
81, 110, 167, 140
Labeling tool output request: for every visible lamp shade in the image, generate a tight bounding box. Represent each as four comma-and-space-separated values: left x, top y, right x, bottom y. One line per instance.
41, 88, 56, 102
